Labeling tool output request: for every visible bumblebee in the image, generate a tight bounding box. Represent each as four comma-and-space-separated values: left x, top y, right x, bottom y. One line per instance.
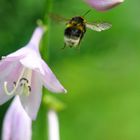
50, 12, 112, 48
64, 16, 86, 47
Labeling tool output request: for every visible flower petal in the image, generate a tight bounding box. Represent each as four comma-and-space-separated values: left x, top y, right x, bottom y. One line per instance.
19, 53, 45, 75
41, 60, 67, 93
48, 110, 60, 140
2, 96, 32, 140
0, 61, 22, 105
6, 47, 28, 59
28, 27, 44, 49
19, 71, 42, 120
6, 27, 43, 59
0, 89, 13, 105
86, 0, 124, 11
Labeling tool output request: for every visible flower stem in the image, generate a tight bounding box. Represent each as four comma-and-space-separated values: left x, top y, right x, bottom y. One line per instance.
40, 0, 53, 62
38, 1, 64, 140
39, 1, 60, 140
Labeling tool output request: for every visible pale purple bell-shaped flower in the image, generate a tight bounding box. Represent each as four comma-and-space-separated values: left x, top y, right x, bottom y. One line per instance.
85, 0, 124, 11
0, 27, 67, 120
48, 110, 60, 140
2, 96, 32, 140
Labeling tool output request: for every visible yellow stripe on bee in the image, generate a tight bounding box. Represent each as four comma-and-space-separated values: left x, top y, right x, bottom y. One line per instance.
77, 25, 84, 31
66, 23, 84, 31
66, 23, 73, 28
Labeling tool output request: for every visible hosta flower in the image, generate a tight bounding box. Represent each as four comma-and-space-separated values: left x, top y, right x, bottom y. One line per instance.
2, 96, 32, 140
48, 110, 60, 140
85, 0, 124, 11
0, 27, 67, 119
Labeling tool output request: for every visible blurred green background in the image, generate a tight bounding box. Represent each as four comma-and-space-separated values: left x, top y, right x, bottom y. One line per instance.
0, 0, 140, 140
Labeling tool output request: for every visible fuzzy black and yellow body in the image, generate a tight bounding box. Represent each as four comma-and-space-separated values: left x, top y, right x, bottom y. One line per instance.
64, 15, 112, 48
50, 12, 112, 48
64, 16, 86, 47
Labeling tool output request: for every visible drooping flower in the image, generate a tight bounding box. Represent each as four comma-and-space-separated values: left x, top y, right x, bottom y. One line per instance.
0, 27, 67, 120
2, 96, 32, 140
85, 0, 124, 11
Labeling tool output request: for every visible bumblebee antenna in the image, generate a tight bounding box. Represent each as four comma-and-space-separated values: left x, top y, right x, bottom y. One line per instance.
82, 9, 91, 17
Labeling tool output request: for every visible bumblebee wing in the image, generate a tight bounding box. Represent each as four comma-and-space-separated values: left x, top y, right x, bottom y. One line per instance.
86, 22, 112, 32
49, 13, 69, 24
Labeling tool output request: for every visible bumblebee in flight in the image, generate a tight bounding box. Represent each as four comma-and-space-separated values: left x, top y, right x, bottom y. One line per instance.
64, 16, 112, 48
50, 12, 112, 48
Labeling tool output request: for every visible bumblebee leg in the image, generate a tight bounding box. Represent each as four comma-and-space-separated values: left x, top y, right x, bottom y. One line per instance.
77, 39, 81, 50
61, 43, 66, 49
77, 44, 81, 50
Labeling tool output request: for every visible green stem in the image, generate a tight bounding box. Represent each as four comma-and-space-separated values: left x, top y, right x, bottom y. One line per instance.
38, 1, 53, 139
37, 0, 54, 102
40, 0, 53, 62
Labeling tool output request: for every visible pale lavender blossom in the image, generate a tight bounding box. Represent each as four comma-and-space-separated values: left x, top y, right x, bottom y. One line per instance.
48, 110, 60, 140
0, 27, 67, 120
2, 96, 32, 140
85, 0, 124, 11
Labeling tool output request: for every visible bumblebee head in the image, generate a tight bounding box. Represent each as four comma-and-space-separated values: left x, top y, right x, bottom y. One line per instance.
70, 16, 85, 24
